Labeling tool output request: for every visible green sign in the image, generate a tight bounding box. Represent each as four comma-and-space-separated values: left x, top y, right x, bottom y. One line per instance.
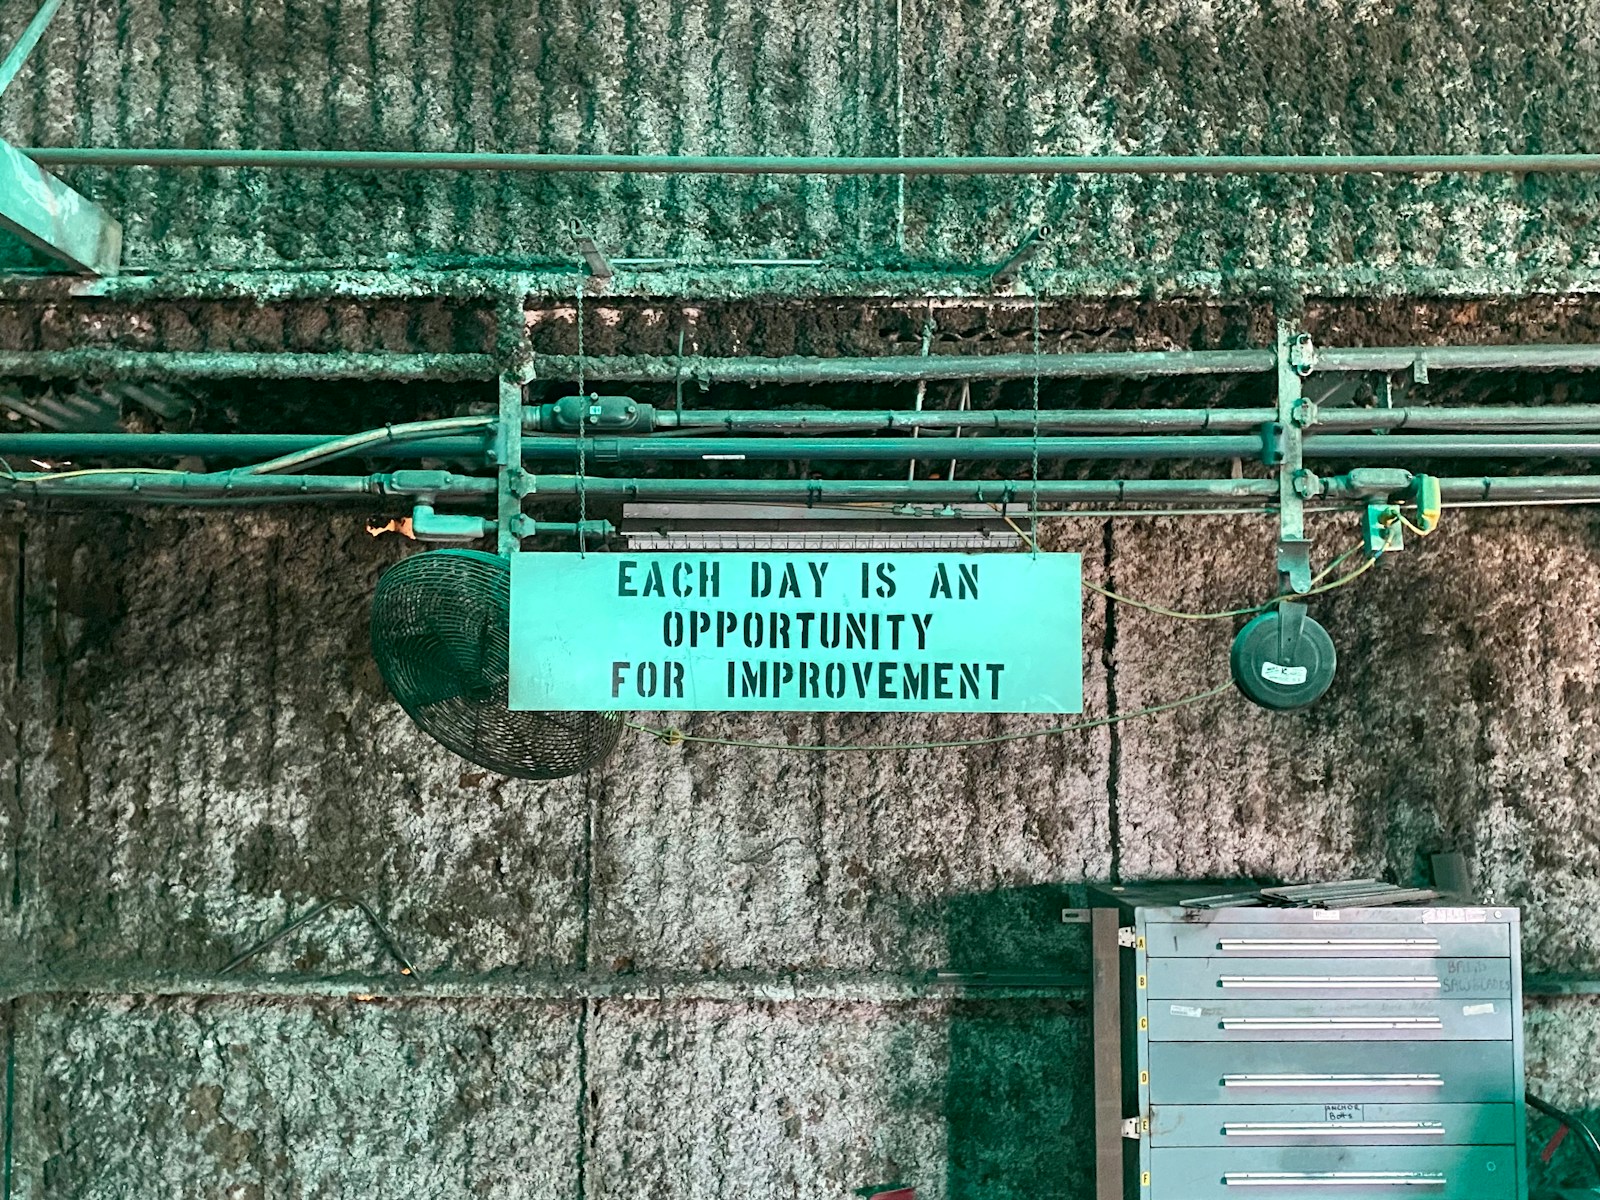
510, 551, 1082, 713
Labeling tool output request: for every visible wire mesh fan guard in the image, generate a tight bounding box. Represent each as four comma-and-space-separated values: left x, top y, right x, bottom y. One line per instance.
371, 549, 622, 779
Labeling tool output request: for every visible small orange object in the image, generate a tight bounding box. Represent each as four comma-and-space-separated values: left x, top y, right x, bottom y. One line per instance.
365, 517, 415, 539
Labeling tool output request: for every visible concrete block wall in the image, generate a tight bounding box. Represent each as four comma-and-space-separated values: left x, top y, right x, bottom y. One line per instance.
2, 503, 1598, 1197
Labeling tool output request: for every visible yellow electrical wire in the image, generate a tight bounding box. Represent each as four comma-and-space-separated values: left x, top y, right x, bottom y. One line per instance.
627, 679, 1233, 754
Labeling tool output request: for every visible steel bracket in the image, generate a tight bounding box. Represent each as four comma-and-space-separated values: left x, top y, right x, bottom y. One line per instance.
1275, 536, 1313, 593
1121, 1118, 1142, 1140
1116, 927, 1138, 948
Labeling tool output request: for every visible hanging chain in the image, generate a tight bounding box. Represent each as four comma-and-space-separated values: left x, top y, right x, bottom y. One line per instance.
576, 279, 588, 556
1030, 294, 1042, 556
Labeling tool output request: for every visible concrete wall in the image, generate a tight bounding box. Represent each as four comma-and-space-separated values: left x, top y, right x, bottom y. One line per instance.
3, 502, 1598, 1198
3, 0, 1600, 292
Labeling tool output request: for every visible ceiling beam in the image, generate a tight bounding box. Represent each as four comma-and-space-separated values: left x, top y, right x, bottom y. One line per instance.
0, 137, 120, 275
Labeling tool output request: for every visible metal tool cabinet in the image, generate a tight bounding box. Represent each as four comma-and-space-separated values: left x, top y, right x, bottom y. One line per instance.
1090, 884, 1526, 1200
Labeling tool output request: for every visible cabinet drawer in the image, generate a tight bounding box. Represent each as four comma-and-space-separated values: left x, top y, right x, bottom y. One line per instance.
1148, 1145, 1515, 1200
1146, 957, 1512, 1001
1148, 1103, 1518, 1147
1146, 1041, 1518, 1106
1144, 921, 1510, 960
1147, 998, 1514, 1042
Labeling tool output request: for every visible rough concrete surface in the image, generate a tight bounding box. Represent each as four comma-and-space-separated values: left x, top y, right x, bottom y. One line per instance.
2, 501, 1597, 1197
2, 0, 1600, 291
0, 0, 1598, 1194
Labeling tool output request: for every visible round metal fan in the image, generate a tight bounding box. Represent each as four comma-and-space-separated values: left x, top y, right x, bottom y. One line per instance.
371, 549, 622, 779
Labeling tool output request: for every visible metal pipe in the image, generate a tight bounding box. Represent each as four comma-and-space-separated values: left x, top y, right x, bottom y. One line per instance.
0, 349, 500, 381
0, 470, 495, 500
0, 432, 489, 460
522, 434, 1263, 462
1312, 405, 1600, 432
1305, 434, 1600, 458
530, 349, 1275, 384
1315, 345, 1600, 373
23, 147, 1600, 178
1436, 475, 1600, 502
648, 408, 1279, 433
519, 475, 1280, 502
658, 405, 1600, 434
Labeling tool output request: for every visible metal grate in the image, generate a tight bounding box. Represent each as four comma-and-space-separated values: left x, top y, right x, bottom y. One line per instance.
370, 549, 621, 780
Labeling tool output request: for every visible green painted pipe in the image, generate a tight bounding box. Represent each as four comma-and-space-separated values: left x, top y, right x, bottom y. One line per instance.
0, 432, 491, 460
517, 475, 1280, 502
521, 434, 1264, 461
1306, 434, 1600, 458
1437, 476, 1600, 501
2, 470, 495, 499
24, 147, 1600, 177
530, 349, 1275, 384
1313, 405, 1600, 432
0, 349, 500, 381
647, 408, 1279, 433
1315, 345, 1600, 372
644, 405, 1600, 435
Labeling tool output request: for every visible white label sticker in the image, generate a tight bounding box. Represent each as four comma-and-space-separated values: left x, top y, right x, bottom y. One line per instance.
1423, 908, 1488, 924
1261, 660, 1309, 686
1169, 1004, 1205, 1019
1312, 910, 1342, 921
1463, 1003, 1496, 1017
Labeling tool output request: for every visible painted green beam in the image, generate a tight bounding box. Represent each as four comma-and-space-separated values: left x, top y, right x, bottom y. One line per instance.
0, 0, 64, 96
0, 349, 499, 380
23, 147, 1600, 178
0, 137, 121, 275
532, 349, 1275, 384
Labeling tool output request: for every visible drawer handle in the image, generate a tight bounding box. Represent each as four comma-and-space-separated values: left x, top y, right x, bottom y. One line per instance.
1220, 1017, 1444, 1031
1223, 1073, 1445, 1089
1218, 938, 1441, 952
1219, 975, 1441, 990
1224, 1122, 1445, 1137
1224, 1172, 1445, 1188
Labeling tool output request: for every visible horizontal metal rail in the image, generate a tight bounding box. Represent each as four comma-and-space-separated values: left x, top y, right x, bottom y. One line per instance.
23, 147, 1600, 177
531, 349, 1275, 384
14, 427, 1600, 467
0, 346, 1596, 386
523, 434, 1266, 462
1305, 434, 1600, 458
0, 470, 495, 499
0, 349, 501, 381
11, 408, 1600, 464
513, 476, 1282, 503
649, 407, 1281, 433
1317, 345, 1600, 373
5, 468, 1600, 505
0, 432, 491, 460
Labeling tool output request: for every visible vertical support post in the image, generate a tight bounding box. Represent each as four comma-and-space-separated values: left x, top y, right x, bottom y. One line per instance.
1274, 320, 1312, 593
495, 374, 524, 557
494, 291, 532, 557
1091, 907, 1125, 1200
